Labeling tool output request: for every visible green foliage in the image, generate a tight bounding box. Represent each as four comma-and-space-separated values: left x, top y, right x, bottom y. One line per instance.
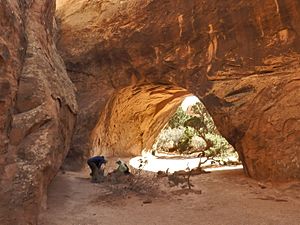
191, 102, 218, 133
167, 107, 191, 129
184, 116, 207, 135
153, 100, 236, 163
177, 127, 197, 153
153, 127, 185, 152
204, 133, 233, 158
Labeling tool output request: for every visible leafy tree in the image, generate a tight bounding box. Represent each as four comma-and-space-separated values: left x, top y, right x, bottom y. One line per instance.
191, 102, 218, 133
167, 106, 190, 129
153, 127, 185, 152
177, 127, 196, 153
184, 116, 207, 134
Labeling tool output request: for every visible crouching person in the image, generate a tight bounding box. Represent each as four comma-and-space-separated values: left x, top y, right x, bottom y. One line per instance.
108, 160, 131, 183
87, 156, 107, 182
116, 160, 131, 175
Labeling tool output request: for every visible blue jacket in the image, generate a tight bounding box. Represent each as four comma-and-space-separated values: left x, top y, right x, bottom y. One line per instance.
87, 156, 107, 168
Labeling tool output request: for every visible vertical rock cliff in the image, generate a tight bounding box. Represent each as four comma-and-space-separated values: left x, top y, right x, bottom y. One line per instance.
0, 1, 77, 224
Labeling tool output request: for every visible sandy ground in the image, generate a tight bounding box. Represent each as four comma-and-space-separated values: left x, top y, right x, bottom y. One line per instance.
129, 154, 241, 173
39, 167, 300, 225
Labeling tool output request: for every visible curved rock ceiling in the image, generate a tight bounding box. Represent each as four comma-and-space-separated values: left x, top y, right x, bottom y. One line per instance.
56, 0, 300, 181
91, 84, 190, 156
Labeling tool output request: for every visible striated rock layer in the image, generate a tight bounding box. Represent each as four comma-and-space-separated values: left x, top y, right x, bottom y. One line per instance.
91, 84, 190, 156
56, 0, 300, 180
0, 1, 77, 224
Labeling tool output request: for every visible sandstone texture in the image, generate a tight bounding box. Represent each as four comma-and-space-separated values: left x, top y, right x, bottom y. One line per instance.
0, 1, 77, 224
91, 84, 190, 156
56, 0, 300, 180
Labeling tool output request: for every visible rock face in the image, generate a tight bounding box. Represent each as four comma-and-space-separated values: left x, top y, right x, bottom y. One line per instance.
56, 0, 300, 180
91, 84, 190, 156
0, 1, 77, 224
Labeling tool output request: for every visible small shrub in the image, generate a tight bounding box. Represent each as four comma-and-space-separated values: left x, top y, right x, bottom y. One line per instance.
152, 99, 237, 164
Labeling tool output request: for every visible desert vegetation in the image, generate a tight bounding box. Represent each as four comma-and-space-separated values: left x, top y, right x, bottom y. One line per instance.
152, 101, 239, 167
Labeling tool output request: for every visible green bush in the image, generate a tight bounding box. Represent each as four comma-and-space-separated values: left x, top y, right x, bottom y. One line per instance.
152, 127, 185, 152
152, 100, 236, 163
167, 107, 190, 129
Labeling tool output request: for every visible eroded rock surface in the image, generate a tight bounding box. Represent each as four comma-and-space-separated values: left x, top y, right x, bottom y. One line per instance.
0, 1, 77, 224
91, 84, 189, 156
56, 0, 300, 180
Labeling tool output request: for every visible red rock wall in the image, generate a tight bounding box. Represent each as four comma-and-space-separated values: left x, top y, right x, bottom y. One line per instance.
0, 1, 77, 224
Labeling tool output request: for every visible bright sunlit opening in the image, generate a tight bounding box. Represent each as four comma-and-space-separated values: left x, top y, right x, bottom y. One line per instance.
181, 96, 200, 111
130, 154, 199, 173
129, 94, 242, 173
129, 152, 242, 173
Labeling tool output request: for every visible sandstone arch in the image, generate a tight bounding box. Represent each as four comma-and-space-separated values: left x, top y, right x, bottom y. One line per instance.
0, 0, 300, 224
56, 0, 300, 180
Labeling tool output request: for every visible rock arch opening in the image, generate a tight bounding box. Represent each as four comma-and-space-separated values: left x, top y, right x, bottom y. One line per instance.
128, 95, 240, 173
88, 84, 240, 174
